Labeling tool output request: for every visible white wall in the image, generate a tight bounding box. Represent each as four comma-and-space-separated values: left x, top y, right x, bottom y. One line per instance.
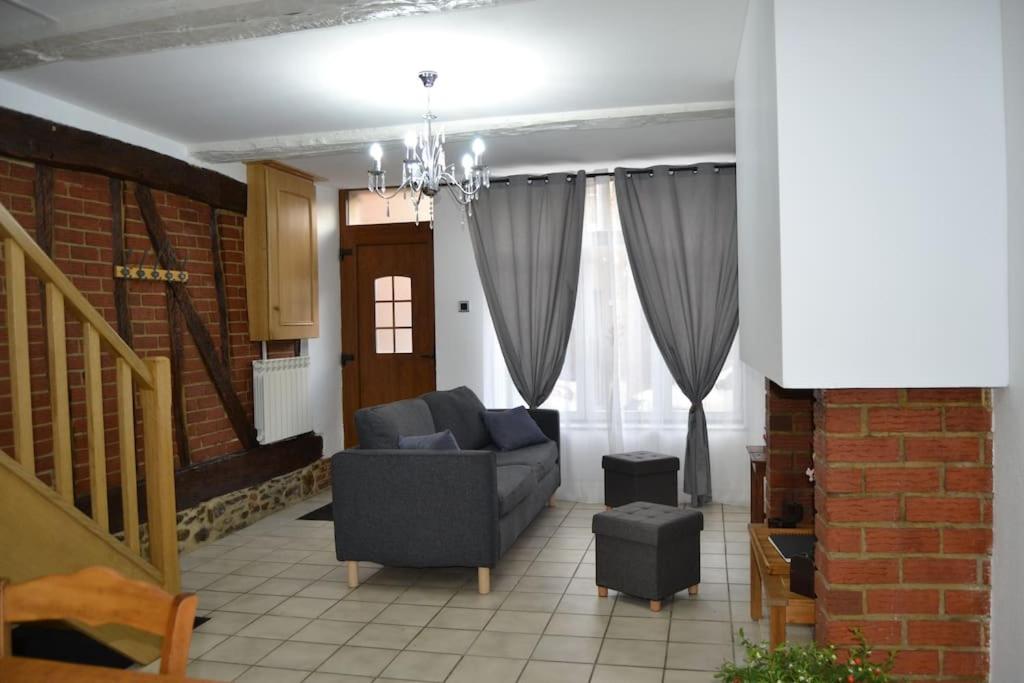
991, 0, 1023, 678
0, 78, 245, 182
309, 185, 344, 455
735, 0, 1009, 389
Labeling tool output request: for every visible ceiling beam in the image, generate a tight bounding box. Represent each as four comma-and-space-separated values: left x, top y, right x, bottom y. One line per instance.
0, 0, 526, 71
189, 101, 736, 163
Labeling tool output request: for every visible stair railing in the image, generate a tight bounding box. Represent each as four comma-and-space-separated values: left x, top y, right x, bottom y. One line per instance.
0, 201, 179, 592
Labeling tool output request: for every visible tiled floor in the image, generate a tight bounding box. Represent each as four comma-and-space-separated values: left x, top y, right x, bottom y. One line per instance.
163, 492, 812, 682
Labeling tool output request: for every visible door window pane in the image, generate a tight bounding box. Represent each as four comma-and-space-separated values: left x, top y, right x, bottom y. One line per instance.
373, 275, 414, 355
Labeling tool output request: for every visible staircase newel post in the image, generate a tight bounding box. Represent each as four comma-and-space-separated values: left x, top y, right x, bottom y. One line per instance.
141, 357, 180, 593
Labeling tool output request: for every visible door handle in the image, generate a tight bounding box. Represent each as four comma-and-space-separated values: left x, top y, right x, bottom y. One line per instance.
340, 353, 355, 367
420, 352, 436, 360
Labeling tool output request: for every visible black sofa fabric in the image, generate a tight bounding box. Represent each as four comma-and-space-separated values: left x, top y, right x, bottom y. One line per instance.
333, 387, 561, 569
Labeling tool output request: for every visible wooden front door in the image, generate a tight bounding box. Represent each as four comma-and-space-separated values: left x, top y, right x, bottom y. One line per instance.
341, 218, 436, 446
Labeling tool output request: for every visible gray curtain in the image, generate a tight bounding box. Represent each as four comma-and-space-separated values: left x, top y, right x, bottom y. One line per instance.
613, 164, 738, 506
467, 172, 586, 408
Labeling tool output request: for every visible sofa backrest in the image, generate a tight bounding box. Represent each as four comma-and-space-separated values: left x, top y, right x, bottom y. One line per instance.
354, 398, 436, 449
419, 386, 491, 450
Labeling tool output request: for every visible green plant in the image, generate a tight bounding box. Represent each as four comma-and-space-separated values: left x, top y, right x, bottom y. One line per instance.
716, 630, 894, 683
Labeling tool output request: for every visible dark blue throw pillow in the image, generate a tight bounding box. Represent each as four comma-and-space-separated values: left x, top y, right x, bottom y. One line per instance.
482, 407, 549, 451
398, 429, 460, 450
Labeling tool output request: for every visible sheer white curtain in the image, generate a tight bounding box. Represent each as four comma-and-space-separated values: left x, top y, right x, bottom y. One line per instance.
484, 176, 749, 504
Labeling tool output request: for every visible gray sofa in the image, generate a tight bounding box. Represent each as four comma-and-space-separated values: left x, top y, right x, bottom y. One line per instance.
331, 386, 560, 594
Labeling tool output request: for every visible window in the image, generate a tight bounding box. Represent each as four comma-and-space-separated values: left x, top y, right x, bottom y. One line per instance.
374, 276, 413, 354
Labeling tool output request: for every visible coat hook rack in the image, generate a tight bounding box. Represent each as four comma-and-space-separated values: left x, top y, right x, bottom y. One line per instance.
115, 248, 189, 284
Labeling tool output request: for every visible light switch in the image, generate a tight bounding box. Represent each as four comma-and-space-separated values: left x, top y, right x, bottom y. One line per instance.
458, 301, 470, 313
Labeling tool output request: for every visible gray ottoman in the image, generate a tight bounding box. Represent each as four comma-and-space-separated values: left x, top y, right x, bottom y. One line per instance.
592, 501, 703, 612
602, 451, 680, 508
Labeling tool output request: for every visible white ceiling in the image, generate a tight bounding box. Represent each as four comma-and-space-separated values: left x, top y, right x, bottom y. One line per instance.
0, 0, 748, 186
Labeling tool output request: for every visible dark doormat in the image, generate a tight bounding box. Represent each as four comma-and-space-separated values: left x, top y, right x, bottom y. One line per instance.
299, 502, 334, 521
11, 615, 209, 668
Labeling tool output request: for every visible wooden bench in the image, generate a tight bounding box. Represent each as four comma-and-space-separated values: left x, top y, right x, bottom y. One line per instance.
748, 524, 815, 650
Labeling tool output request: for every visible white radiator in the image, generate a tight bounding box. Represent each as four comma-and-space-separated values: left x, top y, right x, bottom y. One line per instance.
253, 356, 313, 444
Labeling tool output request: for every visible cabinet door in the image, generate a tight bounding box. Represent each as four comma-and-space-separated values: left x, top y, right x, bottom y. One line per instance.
266, 167, 319, 338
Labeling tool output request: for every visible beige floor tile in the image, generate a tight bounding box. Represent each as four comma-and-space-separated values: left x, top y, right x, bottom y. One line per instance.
515, 576, 572, 594
319, 600, 387, 623
518, 660, 593, 683
257, 640, 338, 670
235, 666, 309, 682
220, 594, 287, 615
276, 563, 335, 580
526, 562, 578, 577
250, 577, 312, 596
347, 623, 420, 649
207, 574, 266, 593
304, 673, 374, 682
447, 655, 526, 683
557, 594, 616, 615
344, 584, 406, 603
544, 613, 609, 637
297, 581, 353, 600
429, 607, 495, 630
662, 670, 718, 683
670, 600, 731, 622
665, 642, 734, 671
395, 586, 458, 606
447, 589, 510, 610
317, 645, 398, 677
611, 597, 671, 619
372, 603, 441, 627
185, 660, 248, 681
591, 664, 664, 683
605, 616, 670, 640
379, 651, 460, 682
467, 631, 540, 659
270, 596, 338, 618
485, 610, 551, 634
501, 591, 561, 613
195, 611, 259, 636
196, 590, 242, 612
531, 634, 602, 663
238, 615, 311, 639
290, 619, 363, 645
669, 619, 734, 644
597, 638, 667, 668
406, 627, 479, 654
200, 635, 284, 664
187, 632, 226, 658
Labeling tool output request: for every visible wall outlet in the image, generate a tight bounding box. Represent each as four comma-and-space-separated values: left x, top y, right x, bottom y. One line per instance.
458, 300, 470, 313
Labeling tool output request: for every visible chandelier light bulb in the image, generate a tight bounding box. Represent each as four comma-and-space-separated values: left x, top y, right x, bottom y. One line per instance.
369, 142, 383, 171
461, 153, 474, 175
472, 137, 486, 158
404, 131, 417, 150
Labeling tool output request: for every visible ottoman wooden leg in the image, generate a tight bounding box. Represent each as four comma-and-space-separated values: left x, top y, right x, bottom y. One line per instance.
347, 561, 360, 588
649, 600, 662, 613
688, 584, 699, 596
597, 586, 608, 598
478, 567, 491, 595
548, 496, 556, 507
605, 505, 612, 511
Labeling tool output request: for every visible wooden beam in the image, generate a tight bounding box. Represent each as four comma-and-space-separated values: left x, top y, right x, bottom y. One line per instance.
165, 289, 191, 467
134, 184, 257, 450
33, 165, 54, 255
190, 101, 736, 163
0, 0, 523, 71
208, 208, 231, 368
110, 178, 133, 345
0, 107, 246, 214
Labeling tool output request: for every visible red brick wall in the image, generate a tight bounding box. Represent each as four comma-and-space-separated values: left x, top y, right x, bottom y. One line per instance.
0, 157, 295, 495
765, 380, 815, 524
814, 388, 993, 681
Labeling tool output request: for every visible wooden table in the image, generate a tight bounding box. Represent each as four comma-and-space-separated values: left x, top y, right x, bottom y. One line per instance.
748, 523, 815, 650
0, 657, 220, 682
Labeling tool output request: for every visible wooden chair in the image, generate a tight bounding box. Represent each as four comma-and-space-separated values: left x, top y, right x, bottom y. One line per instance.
0, 566, 198, 675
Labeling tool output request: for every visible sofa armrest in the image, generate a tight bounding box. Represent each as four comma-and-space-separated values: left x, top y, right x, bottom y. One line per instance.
331, 449, 501, 568
527, 408, 560, 451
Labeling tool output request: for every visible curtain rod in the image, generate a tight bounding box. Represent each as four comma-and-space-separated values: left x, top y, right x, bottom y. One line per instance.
487, 163, 737, 184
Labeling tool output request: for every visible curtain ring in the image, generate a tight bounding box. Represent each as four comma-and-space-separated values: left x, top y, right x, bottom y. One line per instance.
545, 178, 549, 184
714, 167, 720, 173
668, 170, 674, 176
527, 178, 532, 184
692, 168, 699, 174
648, 172, 654, 177
626, 173, 632, 179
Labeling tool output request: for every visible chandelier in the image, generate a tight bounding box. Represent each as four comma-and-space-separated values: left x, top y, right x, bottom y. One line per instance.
367, 70, 491, 221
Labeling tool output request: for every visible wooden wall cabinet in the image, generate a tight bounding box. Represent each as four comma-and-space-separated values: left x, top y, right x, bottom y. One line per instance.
245, 162, 319, 341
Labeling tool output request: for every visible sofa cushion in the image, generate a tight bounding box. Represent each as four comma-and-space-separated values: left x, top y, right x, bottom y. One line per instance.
398, 429, 460, 450
420, 386, 490, 450
495, 440, 559, 481
482, 407, 549, 451
355, 398, 436, 449
496, 465, 535, 516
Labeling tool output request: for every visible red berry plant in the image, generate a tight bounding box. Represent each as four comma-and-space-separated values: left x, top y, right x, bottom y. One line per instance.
716, 629, 894, 682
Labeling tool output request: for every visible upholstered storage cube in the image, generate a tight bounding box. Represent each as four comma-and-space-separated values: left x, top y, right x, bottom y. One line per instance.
602, 451, 680, 507
593, 502, 702, 610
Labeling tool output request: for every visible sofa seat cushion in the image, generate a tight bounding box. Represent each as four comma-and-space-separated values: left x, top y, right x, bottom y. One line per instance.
355, 398, 436, 449
495, 440, 558, 481
420, 386, 490, 450
496, 465, 535, 516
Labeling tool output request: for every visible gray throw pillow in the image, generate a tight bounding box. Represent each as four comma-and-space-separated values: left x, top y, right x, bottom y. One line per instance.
482, 407, 549, 451
398, 429, 461, 450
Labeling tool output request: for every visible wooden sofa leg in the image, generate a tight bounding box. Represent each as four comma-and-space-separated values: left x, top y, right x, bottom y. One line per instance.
548, 496, 556, 507
650, 600, 662, 613
347, 561, 359, 588
597, 586, 608, 598
478, 567, 491, 595
688, 584, 699, 596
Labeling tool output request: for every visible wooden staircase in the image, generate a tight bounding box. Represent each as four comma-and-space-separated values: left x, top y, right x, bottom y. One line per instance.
0, 201, 178, 663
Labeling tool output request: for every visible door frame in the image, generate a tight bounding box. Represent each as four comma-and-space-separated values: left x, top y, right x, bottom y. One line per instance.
339, 190, 436, 446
